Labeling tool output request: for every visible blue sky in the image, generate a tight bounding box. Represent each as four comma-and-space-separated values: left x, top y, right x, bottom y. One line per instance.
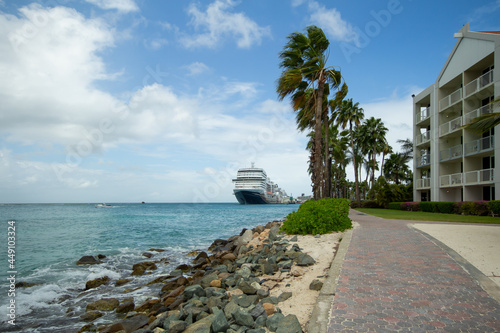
0, 0, 499, 203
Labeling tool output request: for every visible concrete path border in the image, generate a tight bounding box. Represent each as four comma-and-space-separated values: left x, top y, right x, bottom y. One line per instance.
307, 226, 354, 333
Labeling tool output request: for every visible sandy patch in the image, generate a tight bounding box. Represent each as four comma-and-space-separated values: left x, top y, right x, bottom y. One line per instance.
267, 232, 343, 330
412, 223, 500, 287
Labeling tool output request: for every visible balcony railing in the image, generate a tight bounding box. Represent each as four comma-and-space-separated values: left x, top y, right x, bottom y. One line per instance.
464, 70, 494, 97
416, 131, 430, 145
464, 135, 495, 156
465, 168, 494, 185
464, 104, 493, 124
439, 88, 462, 111
416, 178, 431, 189
440, 173, 463, 187
439, 117, 462, 136
417, 155, 431, 167
439, 144, 462, 161
416, 107, 430, 124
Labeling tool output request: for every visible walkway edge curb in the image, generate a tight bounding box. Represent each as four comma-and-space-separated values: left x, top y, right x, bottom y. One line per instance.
307, 226, 354, 333
410, 225, 500, 304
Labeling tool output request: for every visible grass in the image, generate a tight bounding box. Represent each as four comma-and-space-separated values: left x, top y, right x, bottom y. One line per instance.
355, 208, 500, 224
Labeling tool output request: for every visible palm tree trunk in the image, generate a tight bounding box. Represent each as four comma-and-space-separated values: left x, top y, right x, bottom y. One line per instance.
350, 122, 360, 206
314, 76, 325, 200
372, 143, 376, 189
380, 152, 386, 178
323, 110, 330, 198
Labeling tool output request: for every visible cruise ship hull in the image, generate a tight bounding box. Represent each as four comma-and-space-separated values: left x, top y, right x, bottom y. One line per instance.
234, 189, 271, 204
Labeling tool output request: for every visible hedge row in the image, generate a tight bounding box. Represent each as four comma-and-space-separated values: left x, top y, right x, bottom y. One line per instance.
387, 200, 500, 216
281, 198, 352, 235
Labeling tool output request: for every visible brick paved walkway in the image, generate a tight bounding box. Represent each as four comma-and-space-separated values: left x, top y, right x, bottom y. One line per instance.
327, 211, 500, 332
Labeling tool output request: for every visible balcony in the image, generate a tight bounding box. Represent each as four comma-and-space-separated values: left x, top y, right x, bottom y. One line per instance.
440, 173, 463, 187
464, 70, 494, 97
416, 107, 430, 124
439, 117, 462, 137
439, 88, 462, 112
416, 178, 431, 189
415, 131, 430, 146
439, 144, 462, 161
465, 168, 494, 185
464, 135, 495, 156
416, 155, 430, 168
464, 104, 493, 124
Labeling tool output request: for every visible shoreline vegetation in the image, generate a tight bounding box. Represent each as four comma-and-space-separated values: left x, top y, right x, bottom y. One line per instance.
65, 219, 344, 333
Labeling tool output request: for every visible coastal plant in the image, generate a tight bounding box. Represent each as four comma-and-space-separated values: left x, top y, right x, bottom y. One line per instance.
402, 201, 420, 211
488, 200, 500, 216
388, 202, 403, 210
281, 198, 351, 235
454, 201, 490, 216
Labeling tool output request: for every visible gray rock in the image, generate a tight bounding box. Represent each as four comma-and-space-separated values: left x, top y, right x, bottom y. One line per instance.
224, 300, 239, 319
247, 329, 266, 333
238, 280, 257, 295
233, 294, 258, 308
86, 298, 119, 312
201, 273, 219, 288
80, 311, 103, 322
76, 255, 101, 265
211, 308, 230, 333
256, 288, 269, 299
278, 292, 292, 303
254, 313, 267, 328
309, 279, 323, 291
184, 313, 214, 333
295, 253, 316, 266
249, 303, 266, 319
276, 314, 302, 333
232, 308, 255, 327
168, 320, 187, 333
115, 300, 135, 314
161, 313, 179, 330
261, 296, 278, 305
184, 284, 206, 300
268, 225, 280, 241
266, 312, 285, 332
236, 229, 254, 246
290, 235, 298, 242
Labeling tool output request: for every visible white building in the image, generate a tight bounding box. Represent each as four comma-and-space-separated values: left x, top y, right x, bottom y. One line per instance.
413, 23, 499, 202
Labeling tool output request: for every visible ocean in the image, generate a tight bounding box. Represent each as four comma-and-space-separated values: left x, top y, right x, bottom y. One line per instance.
0, 202, 299, 332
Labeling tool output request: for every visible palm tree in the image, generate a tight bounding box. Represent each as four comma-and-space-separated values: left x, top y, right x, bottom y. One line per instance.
463, 98, 500, 133
383, 153, 411, 185
397, 138, 413, 159
363, 117, 388, 188
380, 143, 393, 178
277, 25, 342, 200
335, 98, 364, 205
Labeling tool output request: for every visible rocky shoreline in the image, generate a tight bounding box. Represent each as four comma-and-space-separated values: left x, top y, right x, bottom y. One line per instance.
73, 220, 342, 333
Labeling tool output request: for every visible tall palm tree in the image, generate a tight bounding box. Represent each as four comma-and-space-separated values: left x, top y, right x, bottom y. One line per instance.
364, 117, 388, 188
397, 138, 413, 159
380, 143, 393, 178
335, 98, 364, 205
383, 153, 411, 185
277, 25, 341, 200
463, 97, 500, 133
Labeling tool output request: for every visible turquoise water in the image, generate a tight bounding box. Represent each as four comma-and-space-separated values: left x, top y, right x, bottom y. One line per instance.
0, 203, 298, 332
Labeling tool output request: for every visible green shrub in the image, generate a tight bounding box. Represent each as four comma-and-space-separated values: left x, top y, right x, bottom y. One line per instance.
454, 201, 490, 216
419, 201, 433, 212
436, 202, 455, 214
388, 202, 403, 210
401, 202, 420, 211
281, 198, 352, 235
361, 200, 381, 208
488, 201, 500, 216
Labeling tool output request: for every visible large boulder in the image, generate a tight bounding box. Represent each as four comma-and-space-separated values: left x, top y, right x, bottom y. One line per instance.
276, 314, 302, 333
86, 298, 119, 312
85, 276, 110, 290
131, 261, 157, 275
184, 313, 215, 333
77, 256, 102, 265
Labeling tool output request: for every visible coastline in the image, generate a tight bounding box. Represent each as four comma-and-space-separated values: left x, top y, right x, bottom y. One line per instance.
65, 221, 344, 333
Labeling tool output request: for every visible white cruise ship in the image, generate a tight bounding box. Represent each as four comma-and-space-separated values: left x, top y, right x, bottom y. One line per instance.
232, 164, 290, 204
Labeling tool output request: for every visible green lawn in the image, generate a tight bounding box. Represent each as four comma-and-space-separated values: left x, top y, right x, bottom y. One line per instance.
355, 208, 500, 224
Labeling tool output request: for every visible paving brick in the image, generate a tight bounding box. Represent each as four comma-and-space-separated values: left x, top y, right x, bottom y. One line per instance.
327, 211, 500, 332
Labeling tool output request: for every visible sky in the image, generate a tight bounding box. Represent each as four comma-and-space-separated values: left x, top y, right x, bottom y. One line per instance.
0, 0, 499, 203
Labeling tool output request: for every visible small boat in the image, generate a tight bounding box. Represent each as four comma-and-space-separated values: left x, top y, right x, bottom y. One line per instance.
95, 203, 112, 208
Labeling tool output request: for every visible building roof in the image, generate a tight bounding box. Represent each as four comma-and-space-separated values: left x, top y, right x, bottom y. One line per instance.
478, 31, 500, 35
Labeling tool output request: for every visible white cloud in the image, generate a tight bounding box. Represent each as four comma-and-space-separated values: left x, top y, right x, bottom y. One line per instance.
144, 37, 168, 50
185, 62, 210, 76
306, 1, 359, 46
180, 0, 271, 49
84, 0, 139, 13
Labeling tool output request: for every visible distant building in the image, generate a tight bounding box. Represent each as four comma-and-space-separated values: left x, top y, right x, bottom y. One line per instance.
413, 23, 499, 202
